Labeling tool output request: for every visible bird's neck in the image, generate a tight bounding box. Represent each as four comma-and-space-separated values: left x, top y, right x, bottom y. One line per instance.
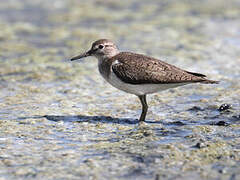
97, 52, 120, 81
96, 51, 120, 63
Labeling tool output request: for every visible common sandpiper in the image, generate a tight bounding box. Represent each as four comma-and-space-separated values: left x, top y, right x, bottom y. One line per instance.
71, 39, 218, 122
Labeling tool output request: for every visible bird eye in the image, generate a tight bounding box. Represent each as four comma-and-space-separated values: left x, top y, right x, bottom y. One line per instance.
98, 44, 104, 49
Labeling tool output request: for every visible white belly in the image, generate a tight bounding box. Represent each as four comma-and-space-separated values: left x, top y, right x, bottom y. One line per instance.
103, 71, 188, 96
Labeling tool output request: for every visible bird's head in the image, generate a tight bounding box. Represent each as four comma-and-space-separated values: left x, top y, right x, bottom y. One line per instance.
70, 39, 119, 61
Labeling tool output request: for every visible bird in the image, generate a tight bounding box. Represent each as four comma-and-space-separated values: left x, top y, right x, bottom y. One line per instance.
70, 39, 218, 122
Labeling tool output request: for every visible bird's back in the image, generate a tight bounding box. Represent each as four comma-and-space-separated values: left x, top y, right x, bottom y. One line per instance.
111, 52, 218, 85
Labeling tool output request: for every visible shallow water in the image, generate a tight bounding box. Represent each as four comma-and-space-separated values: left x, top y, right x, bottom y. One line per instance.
0, 0, 240, 179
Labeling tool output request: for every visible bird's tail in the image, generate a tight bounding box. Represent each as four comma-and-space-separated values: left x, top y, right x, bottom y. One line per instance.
200, 79, 219, 84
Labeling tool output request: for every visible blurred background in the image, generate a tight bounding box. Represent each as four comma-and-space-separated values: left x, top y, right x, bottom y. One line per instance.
0, 0, 240, 179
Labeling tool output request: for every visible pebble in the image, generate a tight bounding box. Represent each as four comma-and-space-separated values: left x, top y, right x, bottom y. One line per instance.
213, 121, 230, 126
218, 104, 232, 112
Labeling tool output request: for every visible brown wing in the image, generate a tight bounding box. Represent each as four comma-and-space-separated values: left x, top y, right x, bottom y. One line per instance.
111, 52, 212, 85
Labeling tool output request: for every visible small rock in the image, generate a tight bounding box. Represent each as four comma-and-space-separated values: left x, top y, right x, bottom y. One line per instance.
218, 168, 227, 174
218, 104, 232, 112
170, 121, 185, 126
143, 131, 151, 137
188, 106, 204, 112
215, 121, 229, 126
194, 142, 206, 149
232, 115, 240, 120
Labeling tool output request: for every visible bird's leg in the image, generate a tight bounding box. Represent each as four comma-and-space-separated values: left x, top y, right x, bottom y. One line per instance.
138, 95, 148, 122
